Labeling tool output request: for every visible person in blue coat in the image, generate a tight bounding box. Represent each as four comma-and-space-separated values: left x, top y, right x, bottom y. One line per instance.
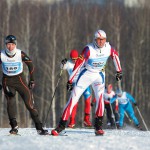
110, 90, 142, 129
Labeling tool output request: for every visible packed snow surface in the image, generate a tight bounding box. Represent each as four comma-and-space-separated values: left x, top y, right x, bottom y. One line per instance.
0, 126, 150, 150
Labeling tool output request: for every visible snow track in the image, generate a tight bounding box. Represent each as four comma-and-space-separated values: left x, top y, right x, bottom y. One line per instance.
0, 127, 150, 150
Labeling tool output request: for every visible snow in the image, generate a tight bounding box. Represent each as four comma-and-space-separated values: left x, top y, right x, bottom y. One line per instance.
0, 127, 150, 150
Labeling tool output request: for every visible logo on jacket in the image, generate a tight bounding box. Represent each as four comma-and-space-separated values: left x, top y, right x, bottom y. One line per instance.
93, 62, 104, 67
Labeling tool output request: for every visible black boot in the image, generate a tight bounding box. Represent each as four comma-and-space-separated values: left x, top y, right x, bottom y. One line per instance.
35, 123, 49, 135
9, 118, 19, 134
94, 117, 104, 136
51, 119, 67, 136
136, 124, 143, 131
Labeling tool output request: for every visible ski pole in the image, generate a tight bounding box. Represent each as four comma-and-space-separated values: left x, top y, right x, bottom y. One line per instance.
135, 106, 149, 131
117, 79, 122, 93
109, 103, 117, 130
44, 69, 63, 126
125, 112, 132, 123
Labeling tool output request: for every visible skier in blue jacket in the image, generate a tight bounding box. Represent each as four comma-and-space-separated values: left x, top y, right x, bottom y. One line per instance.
110, 90, 142, 129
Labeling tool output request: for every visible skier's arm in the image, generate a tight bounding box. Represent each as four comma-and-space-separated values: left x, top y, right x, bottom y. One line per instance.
110, 95, 118, 104
21, 51, 34, 81
60, 58, 68, 70
126, 92, 136, 104
110, 48, 122, 81
68, 46, 90, 83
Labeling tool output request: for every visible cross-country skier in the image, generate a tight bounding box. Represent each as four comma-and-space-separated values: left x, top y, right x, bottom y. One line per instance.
0, 35, 48, 135
110, 90, 142, 130
104, 84, 119, 128
51, 29, 122, 136
61, 49, 92, 128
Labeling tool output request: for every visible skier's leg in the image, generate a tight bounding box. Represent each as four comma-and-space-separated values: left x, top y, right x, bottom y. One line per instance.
92, 72, 105, 135
52, 69, 94, 135
113, 101, 119, 125
17, 75, 48, 135
83, 87, 92, 127
68, 103, 78, 128
2, 81, 18, 134
119, 105, 125, 127
105, 104, 112, 127
126, 102, 139, 126
110, 102, 117, 127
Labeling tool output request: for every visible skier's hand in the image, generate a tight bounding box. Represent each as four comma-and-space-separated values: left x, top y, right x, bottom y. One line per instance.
28, 80, 35, 89
116, 71, 122, 81
67, 81, 73, 91
134, 102, 137, 106
61, 58, 67, 65
91, 102, 94, 107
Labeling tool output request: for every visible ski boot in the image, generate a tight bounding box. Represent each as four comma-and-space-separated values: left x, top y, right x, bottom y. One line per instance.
9, 118, 19, 134
68, 119, 75, 128
10, 126, 19, 134
106, 122, 111, 129
117, 125, 123, 130
136, 124, 143, 131
95, 128, 105, 136
37, 129, 49, 135
94, 117, 104, 136
35, 123, 49, 135
84, 114, 92, 127
68, 123, 75, 128
51, 119, 67, 136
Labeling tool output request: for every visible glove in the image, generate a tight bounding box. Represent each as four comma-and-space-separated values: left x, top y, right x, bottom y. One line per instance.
67, 81, 73, 91
116, 71, 122, 81
28, 81, 35, 89
0, 84, 2, 90
108, 98, 110, 101
91, 98, 96, 107
61, 58, 67, 65
134, 102, 137, 106
91, 102, 94, 107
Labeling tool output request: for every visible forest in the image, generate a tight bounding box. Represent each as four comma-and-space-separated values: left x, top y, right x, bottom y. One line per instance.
0, 0, 150, 129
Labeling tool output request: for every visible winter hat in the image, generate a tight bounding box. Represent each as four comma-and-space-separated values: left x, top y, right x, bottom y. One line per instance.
94, 30, 107, 39
70, 49, 78, 59
5, 35, 17, 45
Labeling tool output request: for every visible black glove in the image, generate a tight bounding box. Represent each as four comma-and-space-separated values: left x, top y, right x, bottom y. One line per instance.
116, 71, 122, 81
134, 102, 137, 106
28, 81, 35, 89
67, 81, 73, 91
108, 98, 110, 101
61, 58, 67, 65
91, 102, 94, 107
0, 84, 2, 90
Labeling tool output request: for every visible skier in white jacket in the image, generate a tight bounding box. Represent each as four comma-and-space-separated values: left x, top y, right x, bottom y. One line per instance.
51, 29, 122, 136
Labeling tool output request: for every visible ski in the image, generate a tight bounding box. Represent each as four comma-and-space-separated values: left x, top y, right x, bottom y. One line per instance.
59, 132, 68, 136
50, 134, 68, 136
7, 133, 21, 136
50, 131, 68, 136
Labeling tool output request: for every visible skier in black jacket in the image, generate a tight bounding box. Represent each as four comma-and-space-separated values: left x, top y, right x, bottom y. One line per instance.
0, 35, 48, 135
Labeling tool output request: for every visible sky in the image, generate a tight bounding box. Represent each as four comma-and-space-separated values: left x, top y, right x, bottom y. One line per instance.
0, 126, 150, 150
